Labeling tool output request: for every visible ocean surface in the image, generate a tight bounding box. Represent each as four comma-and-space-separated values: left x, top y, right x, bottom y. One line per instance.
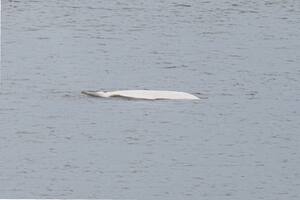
1, 0, 300, 199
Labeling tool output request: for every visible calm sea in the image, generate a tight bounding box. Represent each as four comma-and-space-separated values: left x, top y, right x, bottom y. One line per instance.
1, 0, 300, 199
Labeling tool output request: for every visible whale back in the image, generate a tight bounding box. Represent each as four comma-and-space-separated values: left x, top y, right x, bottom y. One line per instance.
82, 90, 199, 100
108, 90, 199, 100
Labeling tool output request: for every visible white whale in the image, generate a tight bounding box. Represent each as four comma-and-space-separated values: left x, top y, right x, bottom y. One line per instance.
82, 90, 199, 100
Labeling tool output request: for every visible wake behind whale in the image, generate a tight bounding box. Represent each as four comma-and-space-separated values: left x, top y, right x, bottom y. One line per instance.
82, 90, 199, 100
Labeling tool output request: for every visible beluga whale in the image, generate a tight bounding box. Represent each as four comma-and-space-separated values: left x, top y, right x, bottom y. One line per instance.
81, 90, 199, 100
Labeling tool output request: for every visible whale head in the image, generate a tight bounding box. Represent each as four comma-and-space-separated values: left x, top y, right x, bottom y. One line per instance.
81, 90, 110, 98
94, 91, 110, 98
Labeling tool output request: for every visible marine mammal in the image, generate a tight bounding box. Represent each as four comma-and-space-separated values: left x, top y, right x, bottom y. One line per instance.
82, 90, 199, 100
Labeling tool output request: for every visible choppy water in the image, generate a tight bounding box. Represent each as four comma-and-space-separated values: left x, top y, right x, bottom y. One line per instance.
1, 0, 300, 199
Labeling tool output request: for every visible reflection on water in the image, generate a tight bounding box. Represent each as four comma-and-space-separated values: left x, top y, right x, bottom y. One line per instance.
1, 0, 300, 199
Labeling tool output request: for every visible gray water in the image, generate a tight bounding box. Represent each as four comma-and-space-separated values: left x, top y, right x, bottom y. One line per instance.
1, 0, 300, 199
